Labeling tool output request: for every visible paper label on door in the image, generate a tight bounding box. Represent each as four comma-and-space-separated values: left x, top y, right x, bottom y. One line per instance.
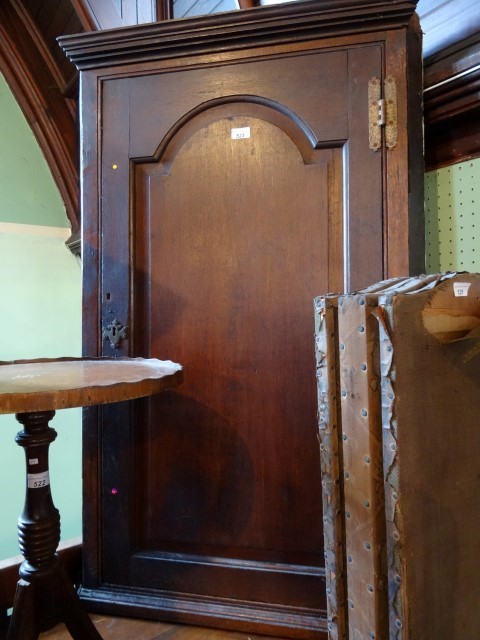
231, 127, 250, 140
27, 471, 50, 489
453, 282, 471, 297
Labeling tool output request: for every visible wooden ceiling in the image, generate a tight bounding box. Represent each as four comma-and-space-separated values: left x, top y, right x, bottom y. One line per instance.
0, 0, 478, 239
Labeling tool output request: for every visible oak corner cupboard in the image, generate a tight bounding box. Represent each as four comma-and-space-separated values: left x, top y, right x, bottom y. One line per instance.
59, 1, 424, 637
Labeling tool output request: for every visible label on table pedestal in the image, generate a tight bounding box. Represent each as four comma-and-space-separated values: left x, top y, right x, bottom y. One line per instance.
27, 471, 50, 489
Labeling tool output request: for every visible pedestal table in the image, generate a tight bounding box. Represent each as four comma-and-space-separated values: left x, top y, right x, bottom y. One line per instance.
0, 357, 182, 640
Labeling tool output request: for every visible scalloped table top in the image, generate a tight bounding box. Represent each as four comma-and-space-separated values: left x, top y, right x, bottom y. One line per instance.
0, 357, 183, 414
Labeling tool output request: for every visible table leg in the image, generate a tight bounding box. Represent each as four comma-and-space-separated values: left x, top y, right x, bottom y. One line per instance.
7, 411, 102, 640
5, 580, 36, 640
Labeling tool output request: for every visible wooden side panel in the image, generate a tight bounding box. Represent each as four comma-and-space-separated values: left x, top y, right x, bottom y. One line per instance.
314, 296, 347, 640
385, 20, 425, 278
377, 273, 480, 639
345, 44, 384, 291
337, 296, 388, 640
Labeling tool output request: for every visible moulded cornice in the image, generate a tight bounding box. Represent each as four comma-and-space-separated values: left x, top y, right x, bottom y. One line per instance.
59, 0, 418, 70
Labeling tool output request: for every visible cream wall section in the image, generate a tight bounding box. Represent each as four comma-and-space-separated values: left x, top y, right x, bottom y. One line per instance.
0, 73, 82, 559
425, 158, 480, 273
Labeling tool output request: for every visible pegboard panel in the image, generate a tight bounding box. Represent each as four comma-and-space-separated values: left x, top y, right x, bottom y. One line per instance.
425, 158, 480, 273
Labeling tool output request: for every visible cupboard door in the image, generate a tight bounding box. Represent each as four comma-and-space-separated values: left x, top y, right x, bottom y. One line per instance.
86, 44, 383, 637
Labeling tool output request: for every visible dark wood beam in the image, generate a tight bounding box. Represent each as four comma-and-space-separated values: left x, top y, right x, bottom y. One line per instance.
424, 33, 480, 170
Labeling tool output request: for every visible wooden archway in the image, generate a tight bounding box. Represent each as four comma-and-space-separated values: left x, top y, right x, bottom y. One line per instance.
0, 1, 85, 241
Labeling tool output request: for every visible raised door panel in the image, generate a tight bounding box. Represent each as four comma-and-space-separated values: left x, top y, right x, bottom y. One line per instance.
85, 43, 383, 637
129, 112, 340, 611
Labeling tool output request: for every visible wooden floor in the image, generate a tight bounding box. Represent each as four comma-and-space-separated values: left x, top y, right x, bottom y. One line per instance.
41, 614, 290, 639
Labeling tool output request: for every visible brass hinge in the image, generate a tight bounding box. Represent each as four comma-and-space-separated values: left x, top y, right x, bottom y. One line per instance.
384, 76, 397, 150
368, 76, 397, 151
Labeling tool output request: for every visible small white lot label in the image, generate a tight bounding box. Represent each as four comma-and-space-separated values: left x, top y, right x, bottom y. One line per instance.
453, 282, 471, 297
231, 127, 251, 140
27, 471, 50, 489
28, 458, 39, 466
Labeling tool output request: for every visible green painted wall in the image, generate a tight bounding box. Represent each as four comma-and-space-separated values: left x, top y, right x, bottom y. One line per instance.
0, 75, 68, 228
0, 73, 82, 559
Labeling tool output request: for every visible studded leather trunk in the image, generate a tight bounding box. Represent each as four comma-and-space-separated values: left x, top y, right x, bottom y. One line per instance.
315, 273, 480, 640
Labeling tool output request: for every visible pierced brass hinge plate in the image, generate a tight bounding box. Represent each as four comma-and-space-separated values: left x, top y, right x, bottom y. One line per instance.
384, 76, 398, 150
368, 77, 382, 151
368, 76, 398, 151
